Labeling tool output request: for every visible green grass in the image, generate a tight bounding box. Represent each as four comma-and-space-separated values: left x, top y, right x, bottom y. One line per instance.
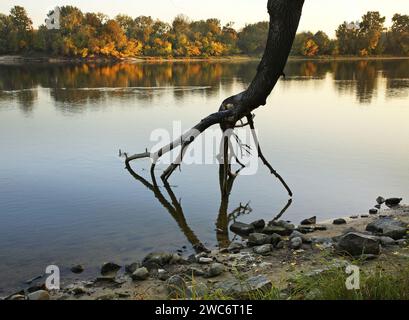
288, 262, 409, 300
189, 259, 409, 300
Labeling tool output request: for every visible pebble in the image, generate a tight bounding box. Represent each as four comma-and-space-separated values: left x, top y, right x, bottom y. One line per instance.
206, 263, 225, 278
253, 244, 273, 255
27, 290, 50, 300
333, 218, 347, 225
131, 267, 149, 281
290, 237, 303, 250
198, 257, 213, 264
101, 262, 121, 276
70, 265, 84, 274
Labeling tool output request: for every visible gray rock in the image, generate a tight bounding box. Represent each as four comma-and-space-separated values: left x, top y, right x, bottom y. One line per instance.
396, 239, 408, 247
198, 257, 213, 264
301, 216, 317, 225
166, 275, 187, 298
369, 209, 379, 215
250, 219, 266, 230
262, 225, 287, 236
70, 286, 87, 295
376, 196, 386, 205
125, 262, 141, 274
101, 262, 121, 276
350, 215, 359, 219
94, 276, 119, 285
9, 294, 25, 300
375, 204, 382, 209
263, 220, 294, 236
70, 265, 84, 274
27, 284, 46, 293
275, 220, 295, 229
27, 290, 50, 301
214, 275, 272, 297
248, 233, 270, 246
336, 232, 380, 257
290, 237, 303, 250
314, 225, 328, 231
227, 242, 244, 253
169, 253, 185, 265
333, 218, 347, 225
157, 269, 169, 281
253, 244, 273, 255
385, 198, 402, 208
275, 241, 285, 249
268, 233, 282, 246
296, 226, 315, 234
188, 267, 206, 277
206, 263, 225, 278
131, 267, 149, 281
230, 222, 255, 236
194, 252, 208, 261
366, 217, 407, 240
142, 252, 173, 268
290, 231, 311, 244
378, 236, 396, 246
361, 214, 369, 218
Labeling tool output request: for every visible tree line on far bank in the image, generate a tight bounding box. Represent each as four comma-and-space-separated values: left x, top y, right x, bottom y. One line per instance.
0, 6, 408, 59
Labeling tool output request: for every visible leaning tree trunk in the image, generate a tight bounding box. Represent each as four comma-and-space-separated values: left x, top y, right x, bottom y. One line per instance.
124, 0, 305, 197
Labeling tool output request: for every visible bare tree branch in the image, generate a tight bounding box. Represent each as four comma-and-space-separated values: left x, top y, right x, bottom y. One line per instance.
124, 0, 305, 192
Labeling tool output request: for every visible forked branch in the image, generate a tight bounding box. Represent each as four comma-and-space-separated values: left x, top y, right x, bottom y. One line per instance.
124, 0, 305, 194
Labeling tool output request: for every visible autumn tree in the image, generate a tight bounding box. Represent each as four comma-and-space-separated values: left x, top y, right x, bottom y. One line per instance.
358, 11, 385, 55
1, 4, 407, 58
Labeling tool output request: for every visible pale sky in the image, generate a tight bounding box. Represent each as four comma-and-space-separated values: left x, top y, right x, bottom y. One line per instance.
1, 0, 408, 37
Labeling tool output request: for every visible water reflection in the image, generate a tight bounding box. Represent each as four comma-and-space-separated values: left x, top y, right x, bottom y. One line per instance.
0, 59, 408, 110
126, 160, 292, 250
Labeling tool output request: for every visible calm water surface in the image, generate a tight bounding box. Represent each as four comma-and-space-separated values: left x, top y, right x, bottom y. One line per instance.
0, 59, 408, 293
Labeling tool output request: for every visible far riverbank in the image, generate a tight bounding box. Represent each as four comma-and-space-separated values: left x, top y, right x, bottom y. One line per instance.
1, 54, 408, 65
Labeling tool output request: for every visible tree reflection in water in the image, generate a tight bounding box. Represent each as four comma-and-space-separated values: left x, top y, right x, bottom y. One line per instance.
0, 60, 408, 111
125, 162, 292, 252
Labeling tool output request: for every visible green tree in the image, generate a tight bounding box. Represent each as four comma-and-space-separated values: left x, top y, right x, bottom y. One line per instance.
390, 14, 409, 55
313, 31, 332, 55
8, 6, 33, 52
336, 21, 360, 55
0, 14, 11, 54
220, 22, 239, 54
238, 22, 269, 55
